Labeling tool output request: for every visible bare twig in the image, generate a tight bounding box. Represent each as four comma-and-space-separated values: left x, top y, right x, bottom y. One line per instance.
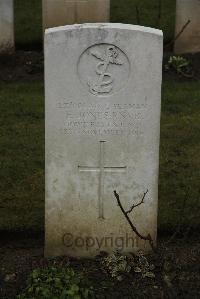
114, 190, 155, 251
164, 20, 191, 49
126, 189, 148, 214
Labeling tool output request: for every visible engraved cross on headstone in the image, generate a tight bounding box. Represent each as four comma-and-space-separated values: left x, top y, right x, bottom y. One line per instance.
78, 141, 127, 219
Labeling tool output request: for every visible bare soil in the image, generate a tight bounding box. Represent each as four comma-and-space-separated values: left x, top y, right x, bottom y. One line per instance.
0, 51, 200, 82
0, 51, 43, 82
0, 232, 200, 299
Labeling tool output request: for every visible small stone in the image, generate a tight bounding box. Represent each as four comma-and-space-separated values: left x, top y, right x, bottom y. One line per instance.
134, 267, 142, 273
4, 273, 16, 282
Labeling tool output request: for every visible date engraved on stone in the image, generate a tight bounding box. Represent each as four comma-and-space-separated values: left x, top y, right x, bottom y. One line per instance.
56, 100, 147, 137
78, 44, 130, 97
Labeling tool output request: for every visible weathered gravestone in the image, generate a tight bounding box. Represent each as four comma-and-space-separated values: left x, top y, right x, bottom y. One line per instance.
175, 0, 200, 54
0, 0, 14, 52
42, 0, 110, 30
45, 23, 163, 257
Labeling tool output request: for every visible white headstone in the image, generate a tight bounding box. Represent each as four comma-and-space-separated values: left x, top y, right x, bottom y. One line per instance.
175, 0, 200, 54
42, 0, 110, 30
0, 0, 14, 52
45, 23, 163, 257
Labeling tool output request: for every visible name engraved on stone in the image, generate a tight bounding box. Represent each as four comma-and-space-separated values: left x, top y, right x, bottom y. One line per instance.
78, 44, 130, 96
78, 141, 127, 219
56, 100, 147, 136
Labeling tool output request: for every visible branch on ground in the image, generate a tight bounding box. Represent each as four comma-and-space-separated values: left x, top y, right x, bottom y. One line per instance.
114, 190, 155, 251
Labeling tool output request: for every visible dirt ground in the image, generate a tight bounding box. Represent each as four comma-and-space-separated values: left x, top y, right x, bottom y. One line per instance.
0, 51, 43, 82
0, 51, 200, 82
0, 232, 199, 299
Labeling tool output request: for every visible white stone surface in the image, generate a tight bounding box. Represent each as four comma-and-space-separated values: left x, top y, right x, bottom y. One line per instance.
45, 23, 163, 257
175, 0, 200, 54
0, 0, 14, 52
42, 0, 110, 30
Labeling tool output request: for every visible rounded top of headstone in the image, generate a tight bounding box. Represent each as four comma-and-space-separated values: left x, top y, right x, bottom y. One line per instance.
45, 23, 163, 37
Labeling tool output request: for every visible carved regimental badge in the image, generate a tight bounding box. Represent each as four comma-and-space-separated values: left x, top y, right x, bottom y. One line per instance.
78, 44, 130, 96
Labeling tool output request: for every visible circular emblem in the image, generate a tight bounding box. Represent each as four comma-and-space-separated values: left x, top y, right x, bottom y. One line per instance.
78, 43, 130, 97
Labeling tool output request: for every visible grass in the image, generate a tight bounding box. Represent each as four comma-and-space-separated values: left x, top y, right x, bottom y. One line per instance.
0, 81, 44, 231
14, 0, 42, 49
111, 0, 176, 43
0, 77, 199, 232
159, 78, 200, 231
14, 0, 176, 48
